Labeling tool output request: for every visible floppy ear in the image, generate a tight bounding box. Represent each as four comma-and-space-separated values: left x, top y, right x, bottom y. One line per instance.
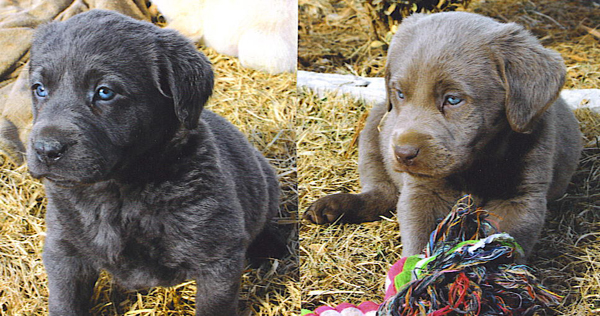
384, 67, 392, 112
492, 23, 566, 134
153, 30, 214, 130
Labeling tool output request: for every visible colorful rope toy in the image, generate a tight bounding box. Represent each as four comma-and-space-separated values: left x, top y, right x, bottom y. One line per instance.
302, 195, 562, 316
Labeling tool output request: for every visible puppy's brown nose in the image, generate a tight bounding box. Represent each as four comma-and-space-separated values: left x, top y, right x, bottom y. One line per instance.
394, 145, 419, 165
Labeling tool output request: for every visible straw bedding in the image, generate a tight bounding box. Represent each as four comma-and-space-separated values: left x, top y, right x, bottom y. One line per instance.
299, 0, 599, 315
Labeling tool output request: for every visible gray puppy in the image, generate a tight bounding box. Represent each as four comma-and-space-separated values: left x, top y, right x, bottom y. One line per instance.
27, 10, 280, 316
305, 12, 582, 258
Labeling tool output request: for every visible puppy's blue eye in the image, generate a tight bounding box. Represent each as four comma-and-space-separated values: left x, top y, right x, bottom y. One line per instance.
33, 83, 48, 98
96, 87, 115, 101
397, 90, 405, 100
445, 96, 463, 107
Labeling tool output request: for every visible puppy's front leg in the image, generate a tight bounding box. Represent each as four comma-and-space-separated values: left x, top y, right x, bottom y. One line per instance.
195, 256, 244, 316
44, 239, 98, 315
397, 178, 457, 256
305, 101, 398, 224
485, 195, 547, 259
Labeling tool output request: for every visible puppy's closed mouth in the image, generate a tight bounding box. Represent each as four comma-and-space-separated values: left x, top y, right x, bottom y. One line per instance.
30, 171, 82, 188
390, 160, 441, 178
392, 167, 435, 178
45, 177, 81, 188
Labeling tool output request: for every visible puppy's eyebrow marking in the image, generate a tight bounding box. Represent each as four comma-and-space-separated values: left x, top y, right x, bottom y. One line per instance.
97, 74, 127, 85
389, 74, 405, 86
435, 76, 471, 101
84, 70, 129, 94
29, 67, 46, 82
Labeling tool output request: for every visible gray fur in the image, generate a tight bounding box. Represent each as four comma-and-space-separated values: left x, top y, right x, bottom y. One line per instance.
27, 10, 279, 316
305, 12, 582, 259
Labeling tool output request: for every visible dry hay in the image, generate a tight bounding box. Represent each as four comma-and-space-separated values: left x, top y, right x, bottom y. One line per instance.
298, 91, 401, 311
299, 0, 600, 315
299, 0, 600, 90
0, 46, 298, 315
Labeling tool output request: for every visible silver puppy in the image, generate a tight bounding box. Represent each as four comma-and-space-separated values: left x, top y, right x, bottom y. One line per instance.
28, 10, 280, 315
306, 12, 582, 258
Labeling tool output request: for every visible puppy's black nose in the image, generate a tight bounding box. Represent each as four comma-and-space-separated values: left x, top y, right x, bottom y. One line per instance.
394, 145, 419, 165
33, 139, 67, 165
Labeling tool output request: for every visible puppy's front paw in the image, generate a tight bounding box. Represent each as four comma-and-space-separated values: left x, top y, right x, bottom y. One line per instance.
304, 193, 364, 224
